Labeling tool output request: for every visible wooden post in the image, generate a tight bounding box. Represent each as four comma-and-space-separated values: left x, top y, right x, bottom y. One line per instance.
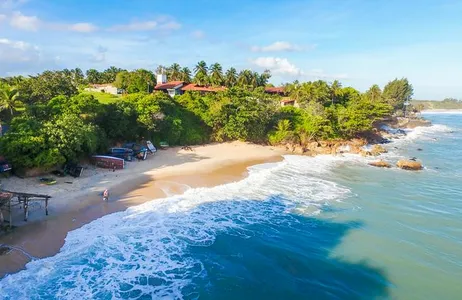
24, 197, 29, 222
45, 197, 49, 216
9, 196, 12, 228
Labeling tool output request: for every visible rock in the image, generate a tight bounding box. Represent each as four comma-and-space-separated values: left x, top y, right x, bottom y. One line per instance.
370, 145, 388, 156
360, 150, 372, 157
369, 160, 392, 168
397, 160, 423, 171
294, 145, 306, 155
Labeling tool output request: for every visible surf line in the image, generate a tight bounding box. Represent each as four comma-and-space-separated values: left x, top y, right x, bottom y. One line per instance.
0, 244, 38, 261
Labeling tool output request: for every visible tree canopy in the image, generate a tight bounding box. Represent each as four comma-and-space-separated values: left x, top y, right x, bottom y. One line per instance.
0, 64, 404, 171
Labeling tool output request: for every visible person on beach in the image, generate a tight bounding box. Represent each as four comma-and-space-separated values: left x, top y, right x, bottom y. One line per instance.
103, 189, 109, 202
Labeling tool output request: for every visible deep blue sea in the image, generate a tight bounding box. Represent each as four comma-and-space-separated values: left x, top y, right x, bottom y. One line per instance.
1, 113, 461, 299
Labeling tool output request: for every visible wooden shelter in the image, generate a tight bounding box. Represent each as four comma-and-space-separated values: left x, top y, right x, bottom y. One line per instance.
0, 189, 51, 228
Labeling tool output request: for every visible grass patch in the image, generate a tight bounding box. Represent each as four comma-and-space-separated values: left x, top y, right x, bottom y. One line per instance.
81, 91, 122, 104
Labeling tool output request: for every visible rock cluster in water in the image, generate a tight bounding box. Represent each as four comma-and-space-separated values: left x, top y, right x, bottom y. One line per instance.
396, 160, 423, 170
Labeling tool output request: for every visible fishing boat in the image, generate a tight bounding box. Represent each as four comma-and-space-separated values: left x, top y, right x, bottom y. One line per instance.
122, 143, 148, 160
91, 155, 125, 169
107, 147, 134, 161
0, 156, 11, 176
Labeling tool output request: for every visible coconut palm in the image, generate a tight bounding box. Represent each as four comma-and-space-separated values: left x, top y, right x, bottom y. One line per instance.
209, 63, 224, 86
0, 84, 23, 116
365, 84, 383, 102
250, 72, 259, 87
180, 67, 192, 83
259, 69, 271, 87
193, 61, 209, 85
331, 80, 343, 105
169, 63, 182, 81
225, 68, 237, 87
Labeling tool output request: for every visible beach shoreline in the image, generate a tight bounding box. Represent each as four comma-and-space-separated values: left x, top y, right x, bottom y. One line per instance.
0, 142, 284, 277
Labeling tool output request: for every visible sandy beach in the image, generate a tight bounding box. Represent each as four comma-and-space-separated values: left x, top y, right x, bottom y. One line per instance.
0, 142, 284, 277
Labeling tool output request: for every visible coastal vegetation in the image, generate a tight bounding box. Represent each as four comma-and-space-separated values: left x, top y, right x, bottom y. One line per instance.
0, 63, 413, 171
412, 98, 462, 110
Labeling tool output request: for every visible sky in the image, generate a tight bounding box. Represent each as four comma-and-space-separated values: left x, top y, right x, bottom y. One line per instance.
0, 0, 461, 99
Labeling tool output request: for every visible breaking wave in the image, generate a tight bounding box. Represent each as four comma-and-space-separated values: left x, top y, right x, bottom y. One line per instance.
0, 155, 352, 299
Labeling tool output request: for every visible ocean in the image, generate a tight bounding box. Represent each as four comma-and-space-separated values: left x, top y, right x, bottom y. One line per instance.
0, 113, 461, 299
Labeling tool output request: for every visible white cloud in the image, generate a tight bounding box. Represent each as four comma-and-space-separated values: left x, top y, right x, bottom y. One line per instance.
0, 0, 28, 10
191, 30, 205, 39
160, 21, 181, 30
90, 45, 107, 63
304, 69, 349, 80
109, 17, 181, 32
68, 22, 98, 33
251, 41, 304, 52
10, 11, 40, 31
0, 14, 6, 22
110, 21, 157, 31
0, 38, 39, 64
251, 57, 348, 80
251, 57, 302, 76
5, 11, 97, 33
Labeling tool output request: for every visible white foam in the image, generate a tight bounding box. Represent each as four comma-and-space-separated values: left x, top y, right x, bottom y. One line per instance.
0, 156, 351, 299
421, 110, 462, 115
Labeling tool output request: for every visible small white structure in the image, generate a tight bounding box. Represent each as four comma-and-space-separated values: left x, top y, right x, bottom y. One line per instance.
84, 84, 121, 95
157, 74, 167, 85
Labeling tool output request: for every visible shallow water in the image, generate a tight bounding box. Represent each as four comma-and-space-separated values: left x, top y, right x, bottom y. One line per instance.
0, 113, 461, 299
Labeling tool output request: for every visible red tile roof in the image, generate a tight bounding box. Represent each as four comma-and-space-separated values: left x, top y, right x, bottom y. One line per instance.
154, 81, 184, 90
265, 87, 285, 94
280, 97, 295, 103
181, 84, 226, 92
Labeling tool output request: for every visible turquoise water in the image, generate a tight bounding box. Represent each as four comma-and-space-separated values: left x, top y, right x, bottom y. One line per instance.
0, 113, 461, 299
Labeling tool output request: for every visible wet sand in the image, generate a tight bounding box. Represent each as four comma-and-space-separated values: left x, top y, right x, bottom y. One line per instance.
0, 156, 282, 278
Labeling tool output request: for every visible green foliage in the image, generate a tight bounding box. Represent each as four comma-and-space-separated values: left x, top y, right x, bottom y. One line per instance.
18, 71, 78, 104
0, 83, 24, 116
43, 114, 100, 163
383, 78, 414, 109
0, 65, 402, 171
114, 69, 155, 93
334, 97, 393, 138
268, 119, 294, 145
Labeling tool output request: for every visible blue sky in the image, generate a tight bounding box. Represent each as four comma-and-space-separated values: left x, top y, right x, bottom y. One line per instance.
0, 0, 461, 99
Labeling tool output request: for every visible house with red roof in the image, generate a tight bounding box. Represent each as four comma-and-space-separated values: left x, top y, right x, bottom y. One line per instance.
154, 74, 226, 97
264, 86, 299, 107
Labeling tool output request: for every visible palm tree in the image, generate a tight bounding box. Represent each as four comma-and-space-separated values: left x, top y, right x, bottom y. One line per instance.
330, 80, 342, 105
193, 61, 209, 85
225, 68, 237, 87
237, 70, 249, 86
250, 72, 259, 87
365, 84, 383, 102
180, 67, 192, 83
86, 69, 101, 84
259, 69, 271, 87
169, 63, 182, 81
0, 84, 23, 116
209, 63, 224, 86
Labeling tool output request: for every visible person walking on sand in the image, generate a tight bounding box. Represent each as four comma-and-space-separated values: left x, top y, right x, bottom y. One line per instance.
103, 189, 109, 202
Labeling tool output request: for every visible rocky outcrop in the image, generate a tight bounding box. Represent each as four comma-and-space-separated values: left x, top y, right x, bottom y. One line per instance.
397, 160, 423, 170
369, 160, 392, 168
370, 145, 388, 156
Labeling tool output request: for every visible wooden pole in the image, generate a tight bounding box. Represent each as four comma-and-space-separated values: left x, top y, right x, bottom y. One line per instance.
24, 197, 29, 222
9, 196, 12, 228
